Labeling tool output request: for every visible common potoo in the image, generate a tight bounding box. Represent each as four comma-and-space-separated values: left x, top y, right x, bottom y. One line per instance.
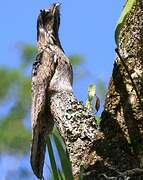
31, 3, 73, 179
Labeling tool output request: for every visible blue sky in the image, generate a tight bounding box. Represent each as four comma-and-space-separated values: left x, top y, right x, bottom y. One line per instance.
0, 0, 125, 179
0, 0, 124, 99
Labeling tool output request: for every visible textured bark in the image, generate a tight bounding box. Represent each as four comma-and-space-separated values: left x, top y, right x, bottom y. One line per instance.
31, 4, 73, 179
101, 0, 143, 172
49, 1, 143, 179
50, 91, 103, 179
32, 1, 143, 179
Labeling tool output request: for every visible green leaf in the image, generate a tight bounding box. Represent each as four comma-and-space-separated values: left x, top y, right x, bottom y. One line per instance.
85, 100, 91, 110
96, 117, 102, 125
18, 77, 31, 108
0, 68, 20, 101
0, 117, 31, 154
79, 165, 84, 180
69, 55, 84, 65
17, 43, 37, 68
88, 84, 96, 101
47, 136, 59, 180
57, 169, 65, 180
85, 84, 96, 109
53, 128, 73, 180
115, 0, 136, 45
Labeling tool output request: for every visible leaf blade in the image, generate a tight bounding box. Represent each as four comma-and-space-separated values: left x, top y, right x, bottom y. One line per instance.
47, 136, 59, 180
115, 0, 136, 45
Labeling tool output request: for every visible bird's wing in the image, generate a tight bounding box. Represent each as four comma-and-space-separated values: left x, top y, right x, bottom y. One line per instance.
31, 50, 57, 179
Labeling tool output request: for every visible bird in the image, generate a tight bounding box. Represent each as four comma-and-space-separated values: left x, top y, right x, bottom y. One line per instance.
31, 3, 73, 179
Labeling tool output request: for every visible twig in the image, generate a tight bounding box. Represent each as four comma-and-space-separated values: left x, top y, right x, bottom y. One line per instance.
115, 48, 143, 111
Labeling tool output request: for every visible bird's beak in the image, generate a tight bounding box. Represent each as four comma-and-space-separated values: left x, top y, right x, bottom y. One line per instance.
52, 3, 61, 15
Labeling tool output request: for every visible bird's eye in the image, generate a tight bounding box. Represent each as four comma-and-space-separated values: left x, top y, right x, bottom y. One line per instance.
40, 9, 44, 13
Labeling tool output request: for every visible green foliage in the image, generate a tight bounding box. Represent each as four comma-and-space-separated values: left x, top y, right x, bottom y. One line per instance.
0, 43, 87, 179
86, 84, 96, 110
0, 67, 31, 153
96, 117, 102, 125
115, 0, 136, 45
47, 136, 60, 180
69, 55, 84, 66
17, 43, 37, 68
0, 118, 31, 153
0, 68, 20, 101
0, 42, 106, 179
0, 44, 33, 154
53, 128, 73, 180
47, 128, 74, 180
79, 165, 84, 180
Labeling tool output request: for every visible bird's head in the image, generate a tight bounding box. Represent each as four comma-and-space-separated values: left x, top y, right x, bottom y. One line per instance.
37, 3, 62, 48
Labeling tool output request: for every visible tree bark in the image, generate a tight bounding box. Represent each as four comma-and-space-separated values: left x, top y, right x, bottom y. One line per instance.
50, 1, 143, 179
99, 0, 143, 178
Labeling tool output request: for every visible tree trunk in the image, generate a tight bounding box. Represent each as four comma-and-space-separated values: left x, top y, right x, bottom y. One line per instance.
100, 0, 143, 178
51, 1, 143, 179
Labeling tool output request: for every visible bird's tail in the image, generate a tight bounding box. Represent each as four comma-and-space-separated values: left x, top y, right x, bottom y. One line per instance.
30, 128, 47, 179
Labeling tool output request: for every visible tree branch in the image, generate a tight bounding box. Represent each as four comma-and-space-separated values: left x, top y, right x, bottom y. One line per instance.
49, 1, 143, 179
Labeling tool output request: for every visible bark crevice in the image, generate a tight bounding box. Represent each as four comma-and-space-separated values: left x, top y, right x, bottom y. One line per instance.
50, 1, 143, 179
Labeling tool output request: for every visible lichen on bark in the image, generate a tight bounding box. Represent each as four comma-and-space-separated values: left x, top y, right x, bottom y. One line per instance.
100, 0, 143, 176
47, 1, 143, 179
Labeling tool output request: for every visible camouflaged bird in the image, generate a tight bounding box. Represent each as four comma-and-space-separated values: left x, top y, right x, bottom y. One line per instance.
31, 3, 73, 179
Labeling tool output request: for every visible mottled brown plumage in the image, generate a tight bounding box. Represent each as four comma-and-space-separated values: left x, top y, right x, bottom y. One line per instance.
31, 3, 73, 179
